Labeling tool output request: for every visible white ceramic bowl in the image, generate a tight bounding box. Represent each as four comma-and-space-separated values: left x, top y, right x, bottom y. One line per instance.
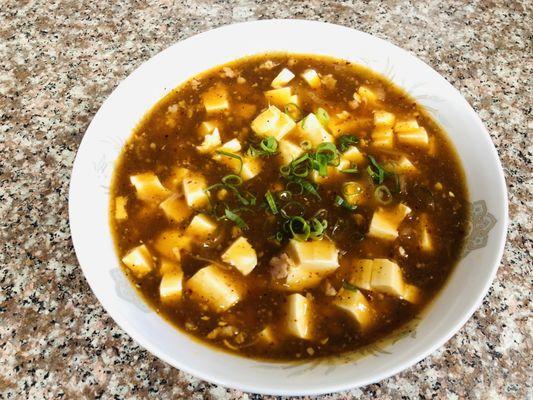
69, 20, 508, 395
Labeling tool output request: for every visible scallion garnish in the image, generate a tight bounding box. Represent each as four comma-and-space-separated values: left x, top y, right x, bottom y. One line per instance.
340, 164, 358, 174
224, 208, 248, 230
334, 195, 357, 211
367, 155, 386, 184
342, 281, 359, 292
289, 216, 311, 241
222, 174, 243, 186
265, 190, 278, 214
374, 185, 393, 205
316, 107, 329, 126
278, 190, 292, 201
247, 136, 278, 158
284, 103, 303, 121
216, 150, 243, 174
337, 135, 359, 152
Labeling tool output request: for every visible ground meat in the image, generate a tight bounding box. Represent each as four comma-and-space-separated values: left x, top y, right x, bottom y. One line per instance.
269, 253, 293, 280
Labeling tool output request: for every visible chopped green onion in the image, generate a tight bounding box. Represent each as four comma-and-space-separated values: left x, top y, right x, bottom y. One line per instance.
300, 140, 312, 150
374, 185, 393, 205
367, 155, 386, 184
278, 190, 292, 201
280, 164, 291, 176
265, 190, 278, 214
289, 216, 311, 241
224, 208, 248, 230
342, 181, 361, 198
309, 218, 327, 239
337, 135, 359, 152
300, 179, 321, 199
334, 195, 357, 211
285, 181, 303, 195
340, 163, 358, 174
342, 281, 359, 292
316, 107, 330, 126
284, 103, 303, 121
216, 150, 243, 174
222, 174, 242, 186
260, 136, 278, 154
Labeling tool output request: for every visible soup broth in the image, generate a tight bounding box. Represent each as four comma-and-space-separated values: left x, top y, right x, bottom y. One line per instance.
110, 53, 468, 360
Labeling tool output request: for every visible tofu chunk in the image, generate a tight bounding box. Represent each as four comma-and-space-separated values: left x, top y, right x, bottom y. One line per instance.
285, 293, 313, 339
185, 214, 217, 240
389, 156, 417, 173
182, 172, 209, 209
278, 139, 304, 165
292, 113, 333, 147
221, 237, 257, 275
153, 229, 192, 259
284, 265, 325, 290
196, 127, 221, 154
241, 157, 262, 181
342, 146, 365, 164
198, 120, 218, 136
394, 118, 419, 133
202, 85, 229, 113
357, 86, 378, 104
332, 288, 374, 329
368, 203, 412, 241
159, 258, 180, 275
251, 106, 295, 140
114, 196, 128, 220
371, 126, 394, 148
286, 239, 339, 273
397, 127, 429, 147
186, 265, 245, 312
419, 214, 433, 252
301, 69, 321, 88
265, 87, 292, 108
373, 110, 396, 128
130, 172, 171, 202
271, 68, 295, 88
257, 325, 277, 346
370, 258, 404, 297
159, 194, 193, 223
159, 268, 184, 303
401, 283, 422, 304
163, 166, 189, 192
122, 244, 154, 278
349, 259, 374, 290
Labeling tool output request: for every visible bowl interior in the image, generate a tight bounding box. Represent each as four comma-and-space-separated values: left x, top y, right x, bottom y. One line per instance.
69, 20, 507, 395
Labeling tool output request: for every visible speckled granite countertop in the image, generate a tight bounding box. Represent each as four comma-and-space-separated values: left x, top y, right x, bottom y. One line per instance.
1, 1, 531, 398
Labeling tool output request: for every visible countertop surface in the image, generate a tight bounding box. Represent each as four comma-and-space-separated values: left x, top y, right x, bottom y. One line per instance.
1, 1, 531, 399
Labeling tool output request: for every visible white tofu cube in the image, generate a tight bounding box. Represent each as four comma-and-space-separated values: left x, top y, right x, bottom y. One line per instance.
198, 120, 218, 136
392, 156, 417, 173
401, 283, 422, 304
159, 258, 180, 275
397, 127, 429, 147
130, 172, 171, 202
284, 265, 325, 290
342, 146, 365, 164
251, 106, 295, 140
202, 85, 229, 113
271, 68, 295, 88
115, 196, 128, 220
186, 265, 245, 312
394, 118, 419, 133
153, 229, 192, 259
350, 259, 374, 290
221, 237, 257, 275
185, 214, 217, 240
286, 239, 339, 273
196, 127, 221, 154
182, 172, 209, 209
301, 69, 321, 88
370, 258, 405, 297
122, 244, 154, 278
160, 269, 184, 303
241, 157, 262, 181
265, 87, 292, 108
257, 325, 277, 345
285, 293, 313, 339
357, 86, 378, 104
278, 139, 304, 165
419, 214, 433, 252
159, 194, 193, 223
368, 203, 412, 241
371, 126, 394, 148
292, 113, 333, 147
332, 288, 374, 329
373, 110, 396, 128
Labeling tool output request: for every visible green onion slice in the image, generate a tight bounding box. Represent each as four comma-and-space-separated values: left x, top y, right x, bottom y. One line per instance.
224, 208, 248, 230
289, 216, 311, 241
260, 136, 278, 154
334, 195, 357, 211
316, 107, 330, 126
265, 190, 278, 214
342, 281, 359, 292
284, 103, 303, 121
337, 135, 359, 152
278, 190, 292, 201
222, 174, 243, 186
216, 150, 243, 174
374, 185, 393, 205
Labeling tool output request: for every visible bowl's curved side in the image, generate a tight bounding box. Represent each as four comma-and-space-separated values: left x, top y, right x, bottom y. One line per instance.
69, 19, 508, 396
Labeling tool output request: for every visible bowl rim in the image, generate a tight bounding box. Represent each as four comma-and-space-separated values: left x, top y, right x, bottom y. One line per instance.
69, 19, 508, 395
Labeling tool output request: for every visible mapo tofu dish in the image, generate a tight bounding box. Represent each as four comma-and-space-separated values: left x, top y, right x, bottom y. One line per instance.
110, 53, 468, 360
